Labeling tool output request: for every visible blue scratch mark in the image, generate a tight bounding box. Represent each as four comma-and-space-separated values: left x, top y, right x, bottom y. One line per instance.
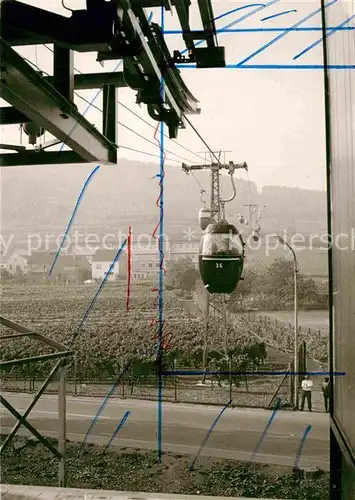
157, 4, 165, 463
214, 4, 265, 22
251, 397, 281, 461
294, 424, 312, 469
177, 64, 355, 69
294, 14, 355, 60
227, 64, 354, 69
204, 0, 280, 31
190, 399, 233, 470
261, 10, 297, 22
235, 0, 338, 66
162, 370, 346, 377
180, 0, 280, 55
78, 361, 132, 456
105, 411, 131, 450
48, 165, 101, 276
76, 239, 127, 333
164, 27, 355, 34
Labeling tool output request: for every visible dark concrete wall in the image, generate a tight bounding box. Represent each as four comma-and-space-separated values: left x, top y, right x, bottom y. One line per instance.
324, 0, 355, 487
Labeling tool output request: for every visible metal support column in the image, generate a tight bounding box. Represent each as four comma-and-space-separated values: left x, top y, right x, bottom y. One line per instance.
102, 84, 117, 145
58, 362, 66, 487
223, 294, 228, 357
293, 257, 299, 410
53, 45, 74, 101
288, 362, 293, 404
272, 236, 299, 410
202, 289, 210, 381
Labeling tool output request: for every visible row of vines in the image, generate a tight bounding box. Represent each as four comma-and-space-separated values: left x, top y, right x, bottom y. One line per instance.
1, 283, 326, 382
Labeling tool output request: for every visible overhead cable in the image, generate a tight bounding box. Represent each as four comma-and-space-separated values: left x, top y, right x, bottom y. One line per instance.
21, 53, 199, 166
42, 44, 204, 164
73, 91, 197, 165
183, 115, 224, 167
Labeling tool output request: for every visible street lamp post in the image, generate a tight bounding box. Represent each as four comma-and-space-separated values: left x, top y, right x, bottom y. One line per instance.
273, 235, 299, 409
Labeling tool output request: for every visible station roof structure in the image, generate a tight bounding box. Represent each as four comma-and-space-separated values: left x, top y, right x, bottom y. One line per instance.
0, 0, 226, 167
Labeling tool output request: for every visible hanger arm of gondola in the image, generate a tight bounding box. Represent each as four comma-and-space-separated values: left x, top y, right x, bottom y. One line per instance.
220, 174, 236, 204
220, 162, 248, 204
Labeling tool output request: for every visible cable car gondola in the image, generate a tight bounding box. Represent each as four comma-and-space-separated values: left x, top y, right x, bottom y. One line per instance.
199, 222, 244, 294
252, 223, 261, 241
238, 214, 245, 224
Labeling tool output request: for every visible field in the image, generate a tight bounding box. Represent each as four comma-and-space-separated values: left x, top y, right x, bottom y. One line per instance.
0, 281, 277, 371
0, 282, 327, 409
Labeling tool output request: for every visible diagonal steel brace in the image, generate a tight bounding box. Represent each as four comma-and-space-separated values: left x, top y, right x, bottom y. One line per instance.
0, 394, 61, 459
0, 359, 64, 454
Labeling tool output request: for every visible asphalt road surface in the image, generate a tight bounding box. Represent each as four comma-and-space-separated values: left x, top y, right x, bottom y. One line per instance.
1, 393, 330, 470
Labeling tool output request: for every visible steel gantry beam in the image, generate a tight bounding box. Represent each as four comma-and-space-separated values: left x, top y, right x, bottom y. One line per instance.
0, 0, 225, 163
0, 39, 117, 164
0, 72, 127, 127
0, 0, 116, 51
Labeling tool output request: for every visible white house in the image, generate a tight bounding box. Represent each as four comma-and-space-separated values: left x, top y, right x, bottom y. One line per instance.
131, 248, 160, 280
91, 237, 200, 282
131, 270, 148, 280
91, 249, 127, 281
129, 239, 199, 278
5, 251, 28, 275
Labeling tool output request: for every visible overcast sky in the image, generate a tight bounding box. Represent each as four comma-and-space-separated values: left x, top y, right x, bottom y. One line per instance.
2, 0, 352, 190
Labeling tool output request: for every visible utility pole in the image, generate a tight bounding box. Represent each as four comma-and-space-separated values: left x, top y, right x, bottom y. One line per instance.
182, 152, 247, 381
273, 235, 299, 409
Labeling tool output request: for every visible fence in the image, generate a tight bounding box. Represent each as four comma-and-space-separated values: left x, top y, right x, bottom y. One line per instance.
1, 356, 292, 410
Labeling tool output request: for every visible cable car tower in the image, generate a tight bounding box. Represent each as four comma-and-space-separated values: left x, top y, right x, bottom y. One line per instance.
239, 203, 264, 241
182, 153, 248, 377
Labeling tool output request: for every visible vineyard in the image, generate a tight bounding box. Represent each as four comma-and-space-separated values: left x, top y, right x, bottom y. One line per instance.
0, 282, 327, 408
0, 282, 267, 377
232, 313, 328, 364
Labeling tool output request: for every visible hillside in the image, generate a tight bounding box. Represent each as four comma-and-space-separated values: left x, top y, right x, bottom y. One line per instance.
1, 160, 327, 251
245, 243, 328, 277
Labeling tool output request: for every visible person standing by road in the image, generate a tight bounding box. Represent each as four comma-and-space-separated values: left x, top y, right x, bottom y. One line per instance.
322, 377, 330, 413
300, 375, 313, 412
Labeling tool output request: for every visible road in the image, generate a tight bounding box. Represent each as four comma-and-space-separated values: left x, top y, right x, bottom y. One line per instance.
1, 393, 329, 470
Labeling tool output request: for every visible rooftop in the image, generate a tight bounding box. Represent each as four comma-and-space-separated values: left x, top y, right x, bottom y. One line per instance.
26, 251, 90, 270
